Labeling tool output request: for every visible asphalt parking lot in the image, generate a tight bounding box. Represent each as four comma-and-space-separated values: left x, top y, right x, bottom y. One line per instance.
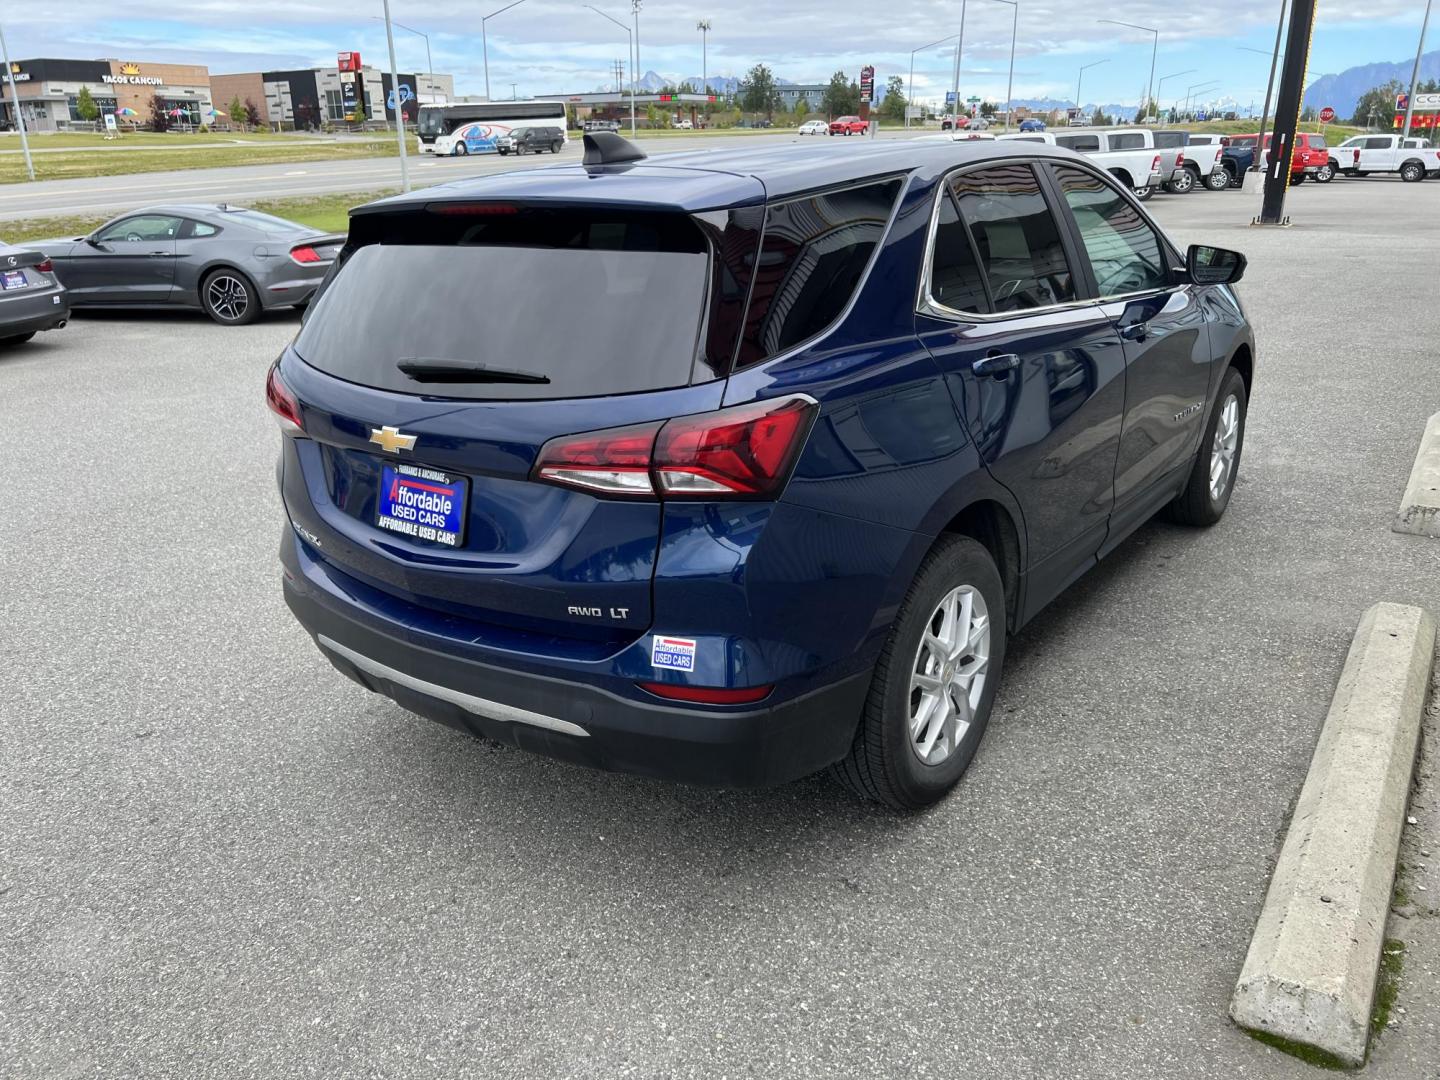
2, 175, 1438, 1079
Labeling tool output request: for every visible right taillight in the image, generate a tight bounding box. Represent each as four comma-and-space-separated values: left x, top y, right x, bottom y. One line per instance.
533, 395, 817, 500
35, 258, 53, 274
265, 360, 304, 434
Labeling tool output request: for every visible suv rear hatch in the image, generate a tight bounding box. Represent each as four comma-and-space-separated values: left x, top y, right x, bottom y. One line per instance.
274, 195, 764, 645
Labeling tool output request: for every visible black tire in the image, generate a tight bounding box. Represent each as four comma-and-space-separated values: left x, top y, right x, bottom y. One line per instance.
1401, 161, 1425, 182
201, 268, 260, 326
551, 140, 563, 153
1164, 366, 1248, 527
1166, 168, 1196, 194
1205, 168, 1230, 191
1291, 173, 1306, 185
832, 534, 1007, 811
0, 331, 36, 346
455, 143, 469, 156
1131, 183, 1155, 202
1314, 163, 1335, 183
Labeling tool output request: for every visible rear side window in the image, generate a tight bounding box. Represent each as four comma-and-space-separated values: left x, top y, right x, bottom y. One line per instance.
734, 178, 901, 367
928, 192, 989, 313
1231, 136, 1258, 149
1052, 165, 1168, 297
1109, 133, 1145, 150
1364, 137, 1392, 149
294, 208, 714, 400
1055, 134, 1099, 153
950, 165, 1076, 313
1154, 132, 1187, 148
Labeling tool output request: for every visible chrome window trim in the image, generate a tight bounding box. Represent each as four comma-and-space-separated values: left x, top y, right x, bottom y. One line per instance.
915, 155, 1179, 326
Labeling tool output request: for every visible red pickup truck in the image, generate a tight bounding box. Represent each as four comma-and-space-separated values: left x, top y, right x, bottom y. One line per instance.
1232, 131, 1334, 183
829, 116, 868, 136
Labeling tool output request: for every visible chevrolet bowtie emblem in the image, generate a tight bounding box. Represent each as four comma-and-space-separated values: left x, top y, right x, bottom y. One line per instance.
369, 425, 417, 454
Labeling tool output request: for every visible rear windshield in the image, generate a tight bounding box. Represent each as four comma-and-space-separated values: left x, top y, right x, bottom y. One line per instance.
223, 209, 308, 235
1231, 136, 1258, 148
293, 209, 711, 400
1307, 135, 1326, 149
1154, 132, 1187, 147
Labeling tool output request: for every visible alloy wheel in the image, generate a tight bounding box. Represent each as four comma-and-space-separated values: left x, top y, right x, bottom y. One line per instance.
207, 275, 249, 322
908, 585, 991, 766
1209, 393, 1241, 501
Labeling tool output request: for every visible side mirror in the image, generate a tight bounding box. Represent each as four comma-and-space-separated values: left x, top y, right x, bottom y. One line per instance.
1186, 244, 1246, 285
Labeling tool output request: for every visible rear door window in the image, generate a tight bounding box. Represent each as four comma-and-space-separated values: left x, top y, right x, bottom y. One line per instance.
1364, 137, 1393, 149
927, 192, 990, 314
1052, 165, 1168, 298
294, 208, 715, 400
949, 164, 1076, 313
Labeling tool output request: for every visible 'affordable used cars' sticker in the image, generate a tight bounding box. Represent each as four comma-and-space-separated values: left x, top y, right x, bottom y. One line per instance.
651, 636, 697, 672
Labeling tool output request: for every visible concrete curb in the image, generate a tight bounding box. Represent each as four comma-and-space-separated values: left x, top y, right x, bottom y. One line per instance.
1393, 412, 1440, 537
1230, 602, 1436, 1066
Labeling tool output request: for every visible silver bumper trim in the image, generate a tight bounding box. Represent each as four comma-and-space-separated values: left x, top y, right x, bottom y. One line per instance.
317, 634, 591, 738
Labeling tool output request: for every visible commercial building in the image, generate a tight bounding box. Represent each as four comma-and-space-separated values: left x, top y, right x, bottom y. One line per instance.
0, 58, 213, 131
213, 63, 454, 130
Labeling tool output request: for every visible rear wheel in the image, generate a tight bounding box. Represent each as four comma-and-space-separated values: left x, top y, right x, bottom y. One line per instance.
1132, 183, 1155, 201
1164, 367, 1247, 527
454, 143, 469, 157
1314, 163, 1335, 182
1166, 168, 1196, 194
201, 268, 259, 326
1401, 161, 1425, 182
0, 331, 35, 346
1291, 172, 1306, 185
1205, 168, 1230, 191
551, 139, 563, 153
833, 535, 1006, 811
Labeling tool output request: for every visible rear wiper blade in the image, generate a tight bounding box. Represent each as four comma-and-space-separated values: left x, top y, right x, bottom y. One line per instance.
396, 357, 551, 384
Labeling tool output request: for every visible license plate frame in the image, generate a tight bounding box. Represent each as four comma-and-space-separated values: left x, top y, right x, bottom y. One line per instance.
375, 463, 469, 549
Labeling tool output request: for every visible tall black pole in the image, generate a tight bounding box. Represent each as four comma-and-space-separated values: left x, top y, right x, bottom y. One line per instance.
1253, 0, 1288, 171
1256, 0, 1317, 225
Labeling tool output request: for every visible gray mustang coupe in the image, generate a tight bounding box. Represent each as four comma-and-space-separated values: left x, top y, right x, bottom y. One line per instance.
39, 204, 344, 326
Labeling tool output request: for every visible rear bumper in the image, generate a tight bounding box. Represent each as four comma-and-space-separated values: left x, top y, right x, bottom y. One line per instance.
0, 286, 69, 335
282, 543, 872, 789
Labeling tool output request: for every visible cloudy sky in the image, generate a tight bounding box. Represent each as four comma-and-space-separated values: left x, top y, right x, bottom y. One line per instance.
0, 1, 1429, 109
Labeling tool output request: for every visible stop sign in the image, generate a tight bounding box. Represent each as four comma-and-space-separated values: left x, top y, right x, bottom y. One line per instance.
1319, 106, 1336, 123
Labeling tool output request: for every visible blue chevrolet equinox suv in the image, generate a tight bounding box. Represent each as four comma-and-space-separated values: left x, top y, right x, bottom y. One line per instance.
270, 133, 1253, 809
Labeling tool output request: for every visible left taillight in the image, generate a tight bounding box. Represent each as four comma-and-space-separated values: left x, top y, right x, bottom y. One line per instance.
265, 361, 304, 434
533, 395, 817, 500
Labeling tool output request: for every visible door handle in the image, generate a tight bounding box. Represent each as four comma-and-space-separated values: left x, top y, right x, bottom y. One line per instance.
148, 251, 170, 257
971, 352, 1021, 378
1119, 322, 1148, 342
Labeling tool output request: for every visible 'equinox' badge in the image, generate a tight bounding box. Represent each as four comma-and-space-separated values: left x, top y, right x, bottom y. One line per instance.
369, 426, 418, 454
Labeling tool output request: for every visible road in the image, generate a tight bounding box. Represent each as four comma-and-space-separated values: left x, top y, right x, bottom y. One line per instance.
1, 181, 1437, 1080
0, 130, 923, 221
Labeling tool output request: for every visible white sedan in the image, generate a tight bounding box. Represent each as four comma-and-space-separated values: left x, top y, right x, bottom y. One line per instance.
798, 120, 828, 135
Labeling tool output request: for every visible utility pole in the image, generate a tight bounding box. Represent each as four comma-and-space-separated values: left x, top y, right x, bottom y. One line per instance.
951, 0, 968, 128
0, 19, 34, 181
1257, 0, 1318, 224
380, 0, 410, 192
1401, 0, 1433, 140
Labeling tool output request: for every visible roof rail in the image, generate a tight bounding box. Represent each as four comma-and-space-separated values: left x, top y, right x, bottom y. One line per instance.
583, 131, 647, 168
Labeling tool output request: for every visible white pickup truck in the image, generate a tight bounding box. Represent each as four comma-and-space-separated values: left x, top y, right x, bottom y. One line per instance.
1154, 130, 1228, 192
997, 129, 1164, 199
1327, 134, 1440, 182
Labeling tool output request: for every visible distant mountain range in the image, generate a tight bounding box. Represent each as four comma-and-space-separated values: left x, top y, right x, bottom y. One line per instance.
1304, 49, 1440, 119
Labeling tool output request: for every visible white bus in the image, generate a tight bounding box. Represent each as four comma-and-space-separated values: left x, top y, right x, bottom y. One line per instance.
417, 101, 569, 155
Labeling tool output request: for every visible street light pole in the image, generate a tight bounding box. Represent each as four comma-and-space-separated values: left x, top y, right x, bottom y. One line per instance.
0, 20, 33, 181
697, 20, 710, 95
1401, 0, 1433, 140
1099, 19, 1158, 123
379, 0, 410, 192
1002, 0, 1017, 133
1155, 68, 1196, 123
908, 33, 960, 130
373, 17, 432, 80
1183, 80, 1219, 118
632, 0, 643, 92
482, 0, 529, 101
949, 0, 968, 129
1253, 0, 1289, 170
588, 5, 637, 137
1077, 59, 1110, 120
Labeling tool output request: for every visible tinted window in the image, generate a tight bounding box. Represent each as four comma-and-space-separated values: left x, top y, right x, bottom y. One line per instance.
1053, 165, 1168, 297
1154, 132, 1187, 148
1231, 136, 1258, 149
1055, 134, 1099, 153
180, 219, 220, 239
1365, 137, 1392, 149
294, 210, 711, 400
98, 214, 182, 242
950, 165, 1075, 313
222, 209, 306, 236
1109, 133, 1145, 150
735, 178, 900, 366
928, 192, 989, 313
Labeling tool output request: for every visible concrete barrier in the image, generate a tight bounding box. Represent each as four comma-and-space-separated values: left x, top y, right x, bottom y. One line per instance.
1393, 412, 1440, 537
1230, 602, 1436, 1066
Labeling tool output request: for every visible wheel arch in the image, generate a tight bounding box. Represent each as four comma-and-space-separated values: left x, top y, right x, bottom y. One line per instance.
1229, 342, 1254, 396
197, 263, 260, 311
938, 499, 1023, 630
1401, 157, 1427, 175
1108, 167, 1134, 188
